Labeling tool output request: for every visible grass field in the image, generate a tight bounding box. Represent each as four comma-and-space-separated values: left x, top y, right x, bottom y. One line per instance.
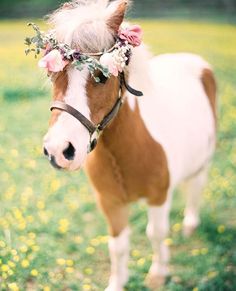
0, 19, 236, 291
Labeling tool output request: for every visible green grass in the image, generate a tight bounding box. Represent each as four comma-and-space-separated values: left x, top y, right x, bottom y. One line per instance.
0, 19, 236, 291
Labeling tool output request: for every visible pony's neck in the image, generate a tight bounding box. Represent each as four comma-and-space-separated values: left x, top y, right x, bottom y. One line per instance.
125, 44, 153, 99
99, 44, 152, 151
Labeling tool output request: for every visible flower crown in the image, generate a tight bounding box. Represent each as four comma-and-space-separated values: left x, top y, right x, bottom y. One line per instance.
25, 23, 142, 82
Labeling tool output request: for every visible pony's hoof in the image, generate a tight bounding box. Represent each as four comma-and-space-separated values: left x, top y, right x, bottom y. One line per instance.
183, 224, 197, 237
145, 273, 166, 290
105, 276, 125, 291
104, 285, 124, 291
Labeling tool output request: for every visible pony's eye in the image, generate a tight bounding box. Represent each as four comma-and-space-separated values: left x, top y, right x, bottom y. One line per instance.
98, 72, 108, 84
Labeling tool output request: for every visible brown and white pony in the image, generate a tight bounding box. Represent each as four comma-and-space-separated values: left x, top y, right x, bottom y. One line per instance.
42, 0, 217, 290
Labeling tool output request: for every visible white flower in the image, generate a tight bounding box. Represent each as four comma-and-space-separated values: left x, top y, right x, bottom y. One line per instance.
100, 52, 120, 76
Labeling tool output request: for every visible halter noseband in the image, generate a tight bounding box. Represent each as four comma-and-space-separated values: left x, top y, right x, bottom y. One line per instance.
50, 73, 143, 153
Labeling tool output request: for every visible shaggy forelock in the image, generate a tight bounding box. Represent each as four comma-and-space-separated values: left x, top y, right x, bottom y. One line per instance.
48, 0, 120, 53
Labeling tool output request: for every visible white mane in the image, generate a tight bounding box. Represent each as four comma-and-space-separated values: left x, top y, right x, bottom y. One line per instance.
48, 0, 120, 52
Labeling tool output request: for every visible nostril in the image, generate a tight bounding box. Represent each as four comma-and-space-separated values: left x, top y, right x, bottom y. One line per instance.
44, 147, 49, 157
63, 142, 75, 161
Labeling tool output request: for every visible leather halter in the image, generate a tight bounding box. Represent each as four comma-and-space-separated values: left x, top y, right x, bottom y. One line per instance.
50, 73, 143, 153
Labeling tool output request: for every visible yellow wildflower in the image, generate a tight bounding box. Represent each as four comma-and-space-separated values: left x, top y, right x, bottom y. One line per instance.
191, 249, 200, 256
28, 232, 36, 239
4, 186, 16, 200
17, 219, 26, 230
11, 149, 19, 157
26, 159, 36, 169
50, 179, 61, 192
31, 245, 40, 252
86, 247, 95, 255
83, 284, 91, 291
0, 240, 6, 248
66, 259, 74, 266
58, 218, 69, 233
57, 258, 66, 266
13, 208, 22, 220
90, 238, 100, 247
132, 250, 140, 258
1, 264, 10, 272
26, 215, 34, 223
99, 236, 109, 243
8, 283, 19, 291
8, 269, 14, 276
11, 249, 17, 256
13, 255, 20, 262
2, 272, 8, 279
19, 245, 28, 253
31, 269, 39, 276
172, 223, 181, 232
164, 238, 173, 246
137, 258, 146, 266
217, 225, 225, 233
66, 267, 74, 273
201, 248, 208, 255
207, 271, 218, 279
37, 200, 45, 210
26, 239, 35, 247
84, 268, 93, 275
21, 259, 30, 268
8, 261, 16, 268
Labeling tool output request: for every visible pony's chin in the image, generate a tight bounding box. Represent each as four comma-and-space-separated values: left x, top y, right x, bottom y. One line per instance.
67, 159, 84, 171
67, 164, 81, 172
48, 157, 82, 172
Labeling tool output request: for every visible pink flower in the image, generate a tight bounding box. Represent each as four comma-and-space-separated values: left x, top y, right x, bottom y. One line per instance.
100, 53, 120, 77
118, 25, 143, 47
38, 49, 68, 72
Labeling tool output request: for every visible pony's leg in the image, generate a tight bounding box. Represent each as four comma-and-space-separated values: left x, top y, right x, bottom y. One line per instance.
146, 192, 172, 289
183, 167, 208, 237
101, 204, 130, 291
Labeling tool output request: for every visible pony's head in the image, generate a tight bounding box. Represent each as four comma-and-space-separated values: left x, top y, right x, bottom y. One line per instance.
30, 0, 142, 171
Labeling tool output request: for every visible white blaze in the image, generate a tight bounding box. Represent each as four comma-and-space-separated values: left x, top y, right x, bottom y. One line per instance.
43, 68, 91, 170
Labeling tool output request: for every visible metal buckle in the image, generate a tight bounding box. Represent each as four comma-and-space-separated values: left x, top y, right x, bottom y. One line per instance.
87, 126, 101, 153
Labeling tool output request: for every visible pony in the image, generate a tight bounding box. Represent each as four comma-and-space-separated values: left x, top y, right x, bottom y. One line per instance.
38, 0, 217, 290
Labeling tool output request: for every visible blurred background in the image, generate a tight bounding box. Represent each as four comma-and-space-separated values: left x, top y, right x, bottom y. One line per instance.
0, 0, 236, 18
0, 1, 235, 291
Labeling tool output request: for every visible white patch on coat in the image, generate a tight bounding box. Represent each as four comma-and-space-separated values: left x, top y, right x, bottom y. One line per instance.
43, 68, 91, 170
128, 52, 216, 188
105, 227, 130, 291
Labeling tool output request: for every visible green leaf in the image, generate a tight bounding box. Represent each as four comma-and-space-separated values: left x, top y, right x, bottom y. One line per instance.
74, 61, 83, 71
24, 37, 32, 46
25, 48, 30, 55
94, 77, 100, 83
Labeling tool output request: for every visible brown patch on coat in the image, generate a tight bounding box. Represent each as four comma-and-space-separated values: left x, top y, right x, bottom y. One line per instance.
107, 1, 128, 33
49, 70, 68, 127
85, 78, 170, 236
201, 68, 217, 126
86, 74, 120, 124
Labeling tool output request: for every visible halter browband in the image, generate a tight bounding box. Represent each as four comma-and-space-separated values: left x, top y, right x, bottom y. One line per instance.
50, 73, 143, 153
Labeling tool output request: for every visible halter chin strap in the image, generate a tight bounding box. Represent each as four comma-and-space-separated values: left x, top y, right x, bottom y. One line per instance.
50, 73, 143, 153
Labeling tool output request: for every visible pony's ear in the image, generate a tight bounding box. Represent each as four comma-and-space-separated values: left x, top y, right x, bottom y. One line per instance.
106, 0, 129, 33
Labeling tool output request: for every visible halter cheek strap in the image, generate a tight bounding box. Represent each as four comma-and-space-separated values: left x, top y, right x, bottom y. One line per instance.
50, 74, 143, 153
50, 96, 123, 153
